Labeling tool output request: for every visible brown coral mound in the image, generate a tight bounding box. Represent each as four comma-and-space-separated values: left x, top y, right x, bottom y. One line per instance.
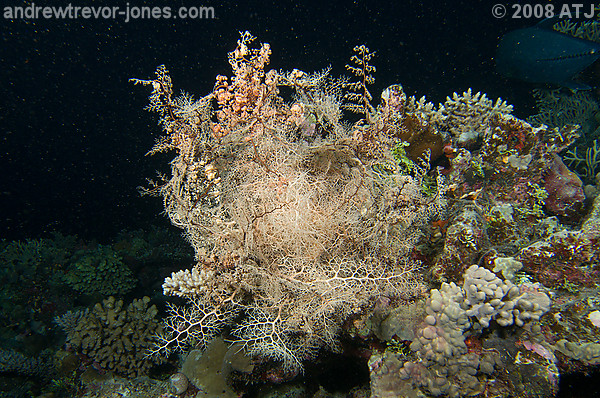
65, 297, 164, 377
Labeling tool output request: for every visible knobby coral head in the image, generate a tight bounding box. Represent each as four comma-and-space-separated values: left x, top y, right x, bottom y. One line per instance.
544, 153, 585, 218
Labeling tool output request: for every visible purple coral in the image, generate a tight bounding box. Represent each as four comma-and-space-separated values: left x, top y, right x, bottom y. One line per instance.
544, 154, 585, 218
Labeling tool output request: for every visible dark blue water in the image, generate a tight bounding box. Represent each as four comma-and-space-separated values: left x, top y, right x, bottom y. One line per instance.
0, 0, 538, 242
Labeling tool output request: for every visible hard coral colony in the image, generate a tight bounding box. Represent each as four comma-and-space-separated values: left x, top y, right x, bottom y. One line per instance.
131, 32, 600, 397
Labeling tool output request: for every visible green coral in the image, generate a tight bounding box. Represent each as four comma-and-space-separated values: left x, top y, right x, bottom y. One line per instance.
65, 245, 136, 296
470, 157, 485, 178
386, 338, 411, 356
65, 296, 165, 377
553, 19, 600, 42
391, 141, 415, 173
564, 139, 600, 181
515, 182, 548, 219
0, 234, 77, 327
420, 174, 439, 197
390, 140, 439, 196
527, 89, 599, 137
114, 227, 194, 261
0, 238, 67, 280
559, 278, 581, 294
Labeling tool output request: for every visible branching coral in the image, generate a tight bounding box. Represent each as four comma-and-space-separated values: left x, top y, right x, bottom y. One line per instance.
63, 296, 165, 377
434, 88, 513, 147
133, 32, 446, 374
527, 89, 599, 135
373, 86, 511, 164
553, 19, 600, 42
378, 84, 445, 163
0, 349, 53, 378
564, 138, 600, 181
64, 245, 136, 296
344, 44, 376, 122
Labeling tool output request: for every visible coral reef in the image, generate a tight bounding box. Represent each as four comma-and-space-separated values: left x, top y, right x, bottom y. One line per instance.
378, 84, 445, 163
359, 71, 597, 398
553, 19, 600, 43
0, 228, 198, 397
0, 235, 76, 328
78, 375, 170, 398
540, 284, 600, 370
431, 113, 585, 282
370, 264, 552, 398
128, 32, 600, 397
564, 138, 600, 182
528, 89, 600, 137
515, 194, 600, 288
65, 245, 136, 296
181, 337, 237, 397
0, 349, 53, 378
543, 154, 586, 216
113, 226, 194, 263
63, 296, 165, 377
434, 89, 513, 149
367, 128, 600, 397
528, 87, 600, 185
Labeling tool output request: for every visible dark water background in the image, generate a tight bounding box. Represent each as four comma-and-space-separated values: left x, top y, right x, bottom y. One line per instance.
2, 2, 600, 396
0, 0, 551, 241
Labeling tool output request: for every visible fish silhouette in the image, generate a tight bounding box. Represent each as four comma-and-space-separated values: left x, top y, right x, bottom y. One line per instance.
496, 19, 600, 90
